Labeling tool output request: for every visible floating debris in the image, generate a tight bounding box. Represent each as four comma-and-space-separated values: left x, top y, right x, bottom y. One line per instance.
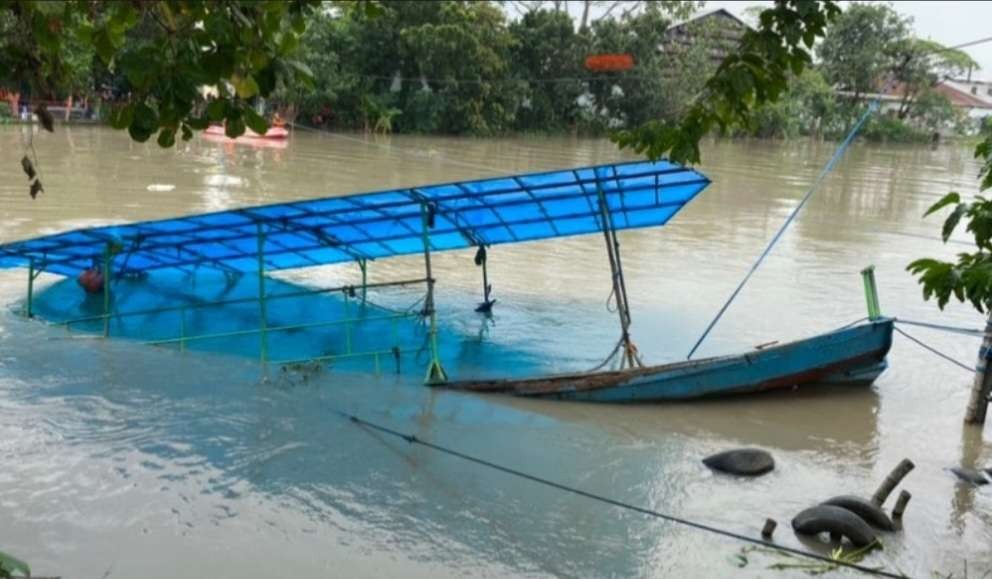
948, 467, 989, 486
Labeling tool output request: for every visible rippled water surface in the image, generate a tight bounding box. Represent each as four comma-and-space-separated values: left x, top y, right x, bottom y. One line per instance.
1, 126, 991, 578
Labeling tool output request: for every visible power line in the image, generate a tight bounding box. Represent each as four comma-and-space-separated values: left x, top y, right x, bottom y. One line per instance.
332, 408, 908, 578
933, 35, 992, 54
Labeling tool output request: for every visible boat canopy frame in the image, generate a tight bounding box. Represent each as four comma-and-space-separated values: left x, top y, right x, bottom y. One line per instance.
2, 160, 712, 382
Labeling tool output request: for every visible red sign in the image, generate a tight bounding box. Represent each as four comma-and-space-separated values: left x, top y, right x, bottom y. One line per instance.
584, 54, 635, 72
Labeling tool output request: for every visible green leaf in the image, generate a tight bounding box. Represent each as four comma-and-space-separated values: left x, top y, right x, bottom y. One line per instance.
156, 128, 176, 148
243, 108, 269, 135
232, 74, 260, 99
186, 116, 210, 130
225, 115, 246, 139
93, 28, 116, 64
0, 549, 31, 577
108, 103, 135, 130
924, 192, 961, 217
942, 203, 967, 242
206, 100, 227, 122
291, 13, 306, 34
127, 103, 159, 142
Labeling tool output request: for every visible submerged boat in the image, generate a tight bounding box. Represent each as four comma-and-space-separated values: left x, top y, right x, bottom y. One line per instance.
0, 160, 893, 401
443, 319, 893, 401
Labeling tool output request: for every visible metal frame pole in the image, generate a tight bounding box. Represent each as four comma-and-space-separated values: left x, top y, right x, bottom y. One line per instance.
596, 181, 640, 368
26, 258, 35, 318
103, 243, 111, 337
358, 258, 368, 304
420, 203, 447, 384
474, 245, 495, 313
257, 223, 268, 363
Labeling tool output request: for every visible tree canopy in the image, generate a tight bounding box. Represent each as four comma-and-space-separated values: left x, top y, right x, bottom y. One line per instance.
0, 1, 329, 143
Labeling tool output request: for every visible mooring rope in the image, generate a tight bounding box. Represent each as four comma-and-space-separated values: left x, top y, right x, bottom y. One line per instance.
329, 408, 908, 579
894, 326, 975, 374
893, 318, 986, 338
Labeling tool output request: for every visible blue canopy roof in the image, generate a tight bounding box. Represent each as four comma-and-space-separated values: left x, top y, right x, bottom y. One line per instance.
0, 160, 709, 277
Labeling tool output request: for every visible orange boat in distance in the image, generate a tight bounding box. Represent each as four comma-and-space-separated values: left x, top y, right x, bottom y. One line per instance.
203, 124, 290, 140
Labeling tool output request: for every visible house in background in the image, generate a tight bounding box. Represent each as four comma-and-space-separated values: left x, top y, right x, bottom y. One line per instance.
939, 79, 992, 122
837, 79, 992, 133
661, 8, 752, 65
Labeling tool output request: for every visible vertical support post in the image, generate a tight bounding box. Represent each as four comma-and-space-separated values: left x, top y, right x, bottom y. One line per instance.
26, 258, 35, 319
256, 223, 268, 363
474, 245, 495, 313
420, 202, 447, 384
861, 265, 881, 320
596, 180, 640, 369
179, 307, 186, 353
358, 258, 368, 305
103, 243, 111, 337
966, 313, 992, 424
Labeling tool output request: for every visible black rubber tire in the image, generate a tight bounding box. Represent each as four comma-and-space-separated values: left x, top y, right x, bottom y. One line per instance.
821, 495, 895, 531
702, 448, 774, 476
792, 505, 877, 548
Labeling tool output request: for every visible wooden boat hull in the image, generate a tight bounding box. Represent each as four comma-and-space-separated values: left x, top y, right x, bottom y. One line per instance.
441, 319, 894, 402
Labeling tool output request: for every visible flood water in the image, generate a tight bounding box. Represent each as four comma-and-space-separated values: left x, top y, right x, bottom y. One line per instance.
1, 125, 990, 578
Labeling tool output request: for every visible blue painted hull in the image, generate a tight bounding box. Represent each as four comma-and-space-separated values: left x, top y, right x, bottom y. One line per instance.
444, 319, 894, 402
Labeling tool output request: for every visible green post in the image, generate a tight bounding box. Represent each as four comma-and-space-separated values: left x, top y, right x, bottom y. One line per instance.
257, 223, 268, 363
861, 265, 881, 320
420, 203, 447, 384
103, 243, 111, 337
26, 258, 35, 318
358, 258, 368, 304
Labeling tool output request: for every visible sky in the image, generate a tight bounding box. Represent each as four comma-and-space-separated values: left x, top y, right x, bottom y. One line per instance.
551, 1, 992, 82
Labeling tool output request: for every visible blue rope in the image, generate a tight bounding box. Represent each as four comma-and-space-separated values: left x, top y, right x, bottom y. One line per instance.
687, 101, 880, 359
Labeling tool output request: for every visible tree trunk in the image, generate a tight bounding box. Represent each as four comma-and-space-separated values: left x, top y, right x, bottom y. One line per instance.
965, 314, 992, 424
579, 0, 591, 31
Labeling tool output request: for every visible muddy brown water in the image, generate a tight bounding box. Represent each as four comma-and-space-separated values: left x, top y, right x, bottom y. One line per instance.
0, 125, 990, 577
